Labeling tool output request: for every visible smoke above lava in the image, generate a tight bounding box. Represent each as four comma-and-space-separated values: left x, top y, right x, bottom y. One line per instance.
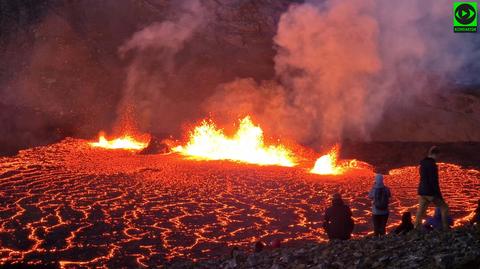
116, 0, 210, 135
203, 0, 479, 146
0, 0, 479, 155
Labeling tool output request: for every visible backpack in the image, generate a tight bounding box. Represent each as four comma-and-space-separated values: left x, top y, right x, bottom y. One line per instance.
374, 188, 389, 211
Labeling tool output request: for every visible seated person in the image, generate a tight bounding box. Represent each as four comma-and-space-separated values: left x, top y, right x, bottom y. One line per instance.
323, 193, 355, 240
393, 212, 414, 235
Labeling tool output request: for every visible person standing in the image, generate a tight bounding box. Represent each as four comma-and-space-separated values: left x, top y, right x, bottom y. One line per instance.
368, 173, 391, 236
414, 146, 450, 230
323, 193, 355, 240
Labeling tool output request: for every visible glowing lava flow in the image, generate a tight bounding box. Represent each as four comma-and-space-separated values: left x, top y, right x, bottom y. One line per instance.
172, 116, 296, 167
310, 145, 345, 175
309, 145, 371, 175
90, 132, 149, 150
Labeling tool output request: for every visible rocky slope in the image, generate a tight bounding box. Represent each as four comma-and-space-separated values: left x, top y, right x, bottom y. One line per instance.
172, 226, 480, 269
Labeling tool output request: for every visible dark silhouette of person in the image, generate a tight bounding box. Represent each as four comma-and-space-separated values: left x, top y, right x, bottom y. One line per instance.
254, 241, 265, 253
414, 146, 450, 230
323, 193, 354, 240
470, 199, 480, 225
368, 173, 391, 236
424, 207, 454, 230
393, 212, 414, 235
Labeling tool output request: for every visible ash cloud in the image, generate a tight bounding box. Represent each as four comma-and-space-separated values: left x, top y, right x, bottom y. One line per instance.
204, 0, 480, 146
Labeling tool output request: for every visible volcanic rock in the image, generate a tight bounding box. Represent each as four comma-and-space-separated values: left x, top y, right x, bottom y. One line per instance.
138, 136, 170, 155
175, 226, 480, 268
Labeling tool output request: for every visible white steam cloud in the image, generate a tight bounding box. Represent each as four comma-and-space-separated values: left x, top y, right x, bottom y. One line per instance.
204, 0, 479, 145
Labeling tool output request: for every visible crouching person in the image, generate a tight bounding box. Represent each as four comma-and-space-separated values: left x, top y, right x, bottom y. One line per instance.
393, 212, 414, 235
323, 193, 354, 240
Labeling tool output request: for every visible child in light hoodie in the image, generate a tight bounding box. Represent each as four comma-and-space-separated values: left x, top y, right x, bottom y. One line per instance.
368, 173, 391, 236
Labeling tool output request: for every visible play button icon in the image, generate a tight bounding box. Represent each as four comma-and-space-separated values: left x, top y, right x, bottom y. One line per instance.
454, 2, 477, 32
455, 3, 476, 25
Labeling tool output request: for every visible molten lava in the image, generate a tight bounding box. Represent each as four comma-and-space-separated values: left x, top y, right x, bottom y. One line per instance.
172, 116, 296, 167
90, 132, 149, 150
0, 139, 478, 267
310, 145, 344, 175
309, 145, 369, 175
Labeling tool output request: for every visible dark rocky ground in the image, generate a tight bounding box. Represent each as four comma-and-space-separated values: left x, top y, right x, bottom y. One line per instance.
171, 226, 480, 269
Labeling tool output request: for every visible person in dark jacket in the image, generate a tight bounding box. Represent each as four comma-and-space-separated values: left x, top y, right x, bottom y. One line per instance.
323, 193, 354, 240
393, 212, 414, 235
414, 146, 450, 230
368, 173, 391, 236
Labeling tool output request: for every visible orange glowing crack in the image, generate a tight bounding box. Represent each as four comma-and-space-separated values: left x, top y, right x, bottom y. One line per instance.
0, 139, 478, 267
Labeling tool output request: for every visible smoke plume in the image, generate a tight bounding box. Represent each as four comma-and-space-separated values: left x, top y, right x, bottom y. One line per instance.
204, 0, 479, 146
116, 0, 209, 135
1, 0, 479, 155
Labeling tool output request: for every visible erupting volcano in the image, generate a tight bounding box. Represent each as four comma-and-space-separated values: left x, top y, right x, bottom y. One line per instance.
310, 145, 370, 175
89, 132, 150, 150
0, 102, 477, 267
310, 145, 344, 175
171, 117, 368, 175
1, 0, 480, 267
172, 116, 296, 167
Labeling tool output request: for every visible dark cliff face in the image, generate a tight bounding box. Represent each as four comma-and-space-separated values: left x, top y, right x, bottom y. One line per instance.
372, 89, 480, 142
0, 0, 479, 155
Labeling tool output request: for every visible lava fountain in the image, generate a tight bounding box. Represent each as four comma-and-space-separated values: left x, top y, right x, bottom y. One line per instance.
310, 145, 344, 175
89, 132, 150, 150
310, 145, 370, 175
172, 116, 296, 167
